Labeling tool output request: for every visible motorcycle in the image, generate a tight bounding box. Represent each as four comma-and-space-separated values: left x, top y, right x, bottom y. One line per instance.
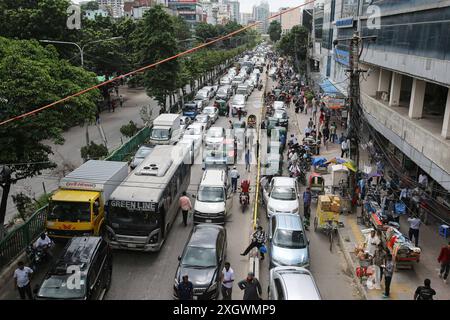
26, 245, 49, 272
239, 192, 250, 213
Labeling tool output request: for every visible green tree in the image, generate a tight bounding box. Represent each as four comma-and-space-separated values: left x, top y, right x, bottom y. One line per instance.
0, 0, 77, 42
120, 120, 140, 138
81, 142, 108, 162
80, 1, 99, 11
132, 5, 180, 111
195, 22, 219, 42
277, 25, 309, 72
268, 20, 282, 42
0, 37, 100, 186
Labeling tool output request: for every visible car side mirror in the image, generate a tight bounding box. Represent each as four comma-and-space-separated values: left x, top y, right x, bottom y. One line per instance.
192, 194, 196, 198
178, 256, 181, 261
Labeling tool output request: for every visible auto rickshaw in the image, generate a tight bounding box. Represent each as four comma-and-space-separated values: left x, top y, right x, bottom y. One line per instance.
247, 114, 257, 128
309, 172, 325, 200
214, 99, 228, 116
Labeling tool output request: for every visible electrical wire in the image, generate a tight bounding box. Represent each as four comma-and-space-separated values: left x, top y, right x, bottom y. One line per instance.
0, 1, 316, 127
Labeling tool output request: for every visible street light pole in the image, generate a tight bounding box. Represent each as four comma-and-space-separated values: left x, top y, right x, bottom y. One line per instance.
40, 37, 123, 148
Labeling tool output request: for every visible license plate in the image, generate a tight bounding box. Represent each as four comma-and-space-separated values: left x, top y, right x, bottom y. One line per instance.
127, 243, 136, 248
206, 219, 212, 223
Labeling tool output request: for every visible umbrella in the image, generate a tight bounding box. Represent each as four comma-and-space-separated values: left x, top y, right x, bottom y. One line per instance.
325, 157, 346, 165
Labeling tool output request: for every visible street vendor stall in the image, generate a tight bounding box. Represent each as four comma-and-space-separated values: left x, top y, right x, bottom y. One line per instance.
385, 226, 421, 269
331, 164, 349, 190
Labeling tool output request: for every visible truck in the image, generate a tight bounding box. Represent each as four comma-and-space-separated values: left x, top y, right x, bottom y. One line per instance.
149, 113, 182, 145
46, 160, 129, 239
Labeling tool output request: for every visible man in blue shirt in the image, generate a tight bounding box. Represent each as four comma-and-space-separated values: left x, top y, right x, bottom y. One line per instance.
303, 188, 312, 220
177, 275, 194, 300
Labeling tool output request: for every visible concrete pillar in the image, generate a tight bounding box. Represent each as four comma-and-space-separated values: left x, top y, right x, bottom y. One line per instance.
362, 67, 379, 96
389, 72, 402, 106
408, 78, 426, 119
441, 89, 450, 139
378, 69, 390, 93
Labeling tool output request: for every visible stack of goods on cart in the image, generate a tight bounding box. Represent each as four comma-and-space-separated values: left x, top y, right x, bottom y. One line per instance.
385, 226, 421, 268
317, 195, 339, 224
330, 196, 341, 213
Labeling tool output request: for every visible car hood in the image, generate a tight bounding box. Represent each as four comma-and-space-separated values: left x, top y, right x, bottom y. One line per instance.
177, 266, 217, 287
194, 200, 225, 213
271, 245, 309, 266
267, 198, 298, 212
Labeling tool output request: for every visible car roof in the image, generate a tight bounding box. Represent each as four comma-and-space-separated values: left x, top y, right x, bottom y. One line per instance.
208, 126, 223, 132
274, 267, 321, 300
50, 237, 102, 273
274, 213, 303, 230
273, 177, 296, 186
189, 224, 224, 248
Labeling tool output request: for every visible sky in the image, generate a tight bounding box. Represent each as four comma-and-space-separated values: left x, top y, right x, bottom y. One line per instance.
239, 0, 306, 13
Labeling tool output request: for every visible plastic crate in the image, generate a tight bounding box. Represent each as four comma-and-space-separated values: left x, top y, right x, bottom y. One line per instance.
439, 225, 449, 238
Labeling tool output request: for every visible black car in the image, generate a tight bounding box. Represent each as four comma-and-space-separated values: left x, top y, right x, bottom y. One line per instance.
174, 224, 227, 300
35, 237, 112, 300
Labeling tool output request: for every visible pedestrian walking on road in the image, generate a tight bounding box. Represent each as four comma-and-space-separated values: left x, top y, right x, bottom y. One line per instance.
245, 149, 251, 172
230, 166, 240, 193
438, 241, 450, 283
14, 261, 33, 300
221, 262, 235, 300
414, 279, 436, 300
407, 215, 421, 247
341, 139, 349, 158
237, 108, 242, 121
373, 244, 386, 289
119, 95, 124, 108
179, 191, 192, 227
95, 110, 100, 125
307, 118, 314, 129
238, 272, 262, 300
177, 275, 194, 300
241, 226, 266, 259
111, 100, 116, 112
303, 188, 312, 220
382, 254, 394, 298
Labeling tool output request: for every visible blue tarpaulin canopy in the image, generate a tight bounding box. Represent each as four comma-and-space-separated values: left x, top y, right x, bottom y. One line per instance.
312, 157, 328, 167
319, 79, 340, 94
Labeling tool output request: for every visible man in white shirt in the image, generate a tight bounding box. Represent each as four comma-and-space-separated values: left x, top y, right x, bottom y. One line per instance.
229, 166, 240, 193
341, 139, 349, 158
34, 233, 52, 250
14, 261, 33, 299
288, 134, 298, 146
408, 215, 421, 247
221, 262, 235, 300
418, 173, 428, 189
365, 230, 381, 257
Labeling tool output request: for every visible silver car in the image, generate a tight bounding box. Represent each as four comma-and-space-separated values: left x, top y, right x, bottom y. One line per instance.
195, 89, 210, 108
268, 213, 310, 268
268, 267, 321, 300
130, 145, 154, 170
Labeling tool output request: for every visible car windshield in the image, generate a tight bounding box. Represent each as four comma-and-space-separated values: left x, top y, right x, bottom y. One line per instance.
184, 105, 197, 112
38, 275, 87, 299
233, 96, 245, 104
207, 130, 223, 138
135, 147, 152, 158
195, 115, 208, 122
48, 201, 91, 222
218, 88, 227, 94
195, 91, 207, 99
151, 128, 170, 139
108, 206, 159, 229
271, 187, 297, 200
273, 229, 306, 249
197, 186, 224, 202
182, 246, 217, 268
274, 111, 287, 119
203, 108, 214, 114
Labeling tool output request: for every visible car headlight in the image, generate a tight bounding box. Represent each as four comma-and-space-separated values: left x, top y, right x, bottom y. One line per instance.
268, 206, 275, 213
291, 207, 299, 214
206, 282, 218, 293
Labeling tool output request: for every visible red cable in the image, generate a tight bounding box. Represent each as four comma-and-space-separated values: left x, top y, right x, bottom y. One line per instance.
0, 1, 315, 126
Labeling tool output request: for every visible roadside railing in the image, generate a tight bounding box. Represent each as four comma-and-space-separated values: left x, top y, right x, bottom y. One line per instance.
0, 206, 47, 270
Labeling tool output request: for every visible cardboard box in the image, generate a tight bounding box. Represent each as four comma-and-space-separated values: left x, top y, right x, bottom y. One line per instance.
331, 202, 340, 213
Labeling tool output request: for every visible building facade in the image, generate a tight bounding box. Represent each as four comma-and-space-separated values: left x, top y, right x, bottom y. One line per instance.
277, 7, 302, 35
98, 0, 124, 17
252, 1, 270, 34
167, 0, 204, 28
308, 0, 450, 217
225, 0, 240, 23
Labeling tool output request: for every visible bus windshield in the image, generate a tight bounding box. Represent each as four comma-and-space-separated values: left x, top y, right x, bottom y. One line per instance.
108, 206, 159, 230
48, 201, 91, 222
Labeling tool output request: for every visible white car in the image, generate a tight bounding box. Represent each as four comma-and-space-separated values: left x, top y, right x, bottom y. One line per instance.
195, 89, 210, 108
268, 267, 321, 300
220, 77, 231, 85
261, 177, 300, 218
201, 86, 215, 99
183, 123, 205, 152
231, 94, 246, 115
205, 127, 225, 150
273, 101, 286, 110
202, 106, 219, 123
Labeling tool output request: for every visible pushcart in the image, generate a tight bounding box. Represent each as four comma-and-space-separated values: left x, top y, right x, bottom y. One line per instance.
314, 195, 341, 252
309, 172, 325, 200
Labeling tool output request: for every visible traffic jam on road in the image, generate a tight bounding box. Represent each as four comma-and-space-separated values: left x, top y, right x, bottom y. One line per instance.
6, 44, 358, 302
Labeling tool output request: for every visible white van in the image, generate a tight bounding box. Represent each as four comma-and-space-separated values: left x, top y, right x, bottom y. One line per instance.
193, 169, 231, 225
150, 114, 182, 145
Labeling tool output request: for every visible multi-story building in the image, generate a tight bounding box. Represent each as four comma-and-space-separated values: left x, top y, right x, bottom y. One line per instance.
97, 0, 124, 18
200, 0, 231, 25
240, 12, 253, 26
252, 0, 270, 34
168, 0, 204, 28
225, 0, 240, 24
123, 0, 154, 19
277, 7, 302, 35
84, 8, 110, 20
309, 0, 450, 218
